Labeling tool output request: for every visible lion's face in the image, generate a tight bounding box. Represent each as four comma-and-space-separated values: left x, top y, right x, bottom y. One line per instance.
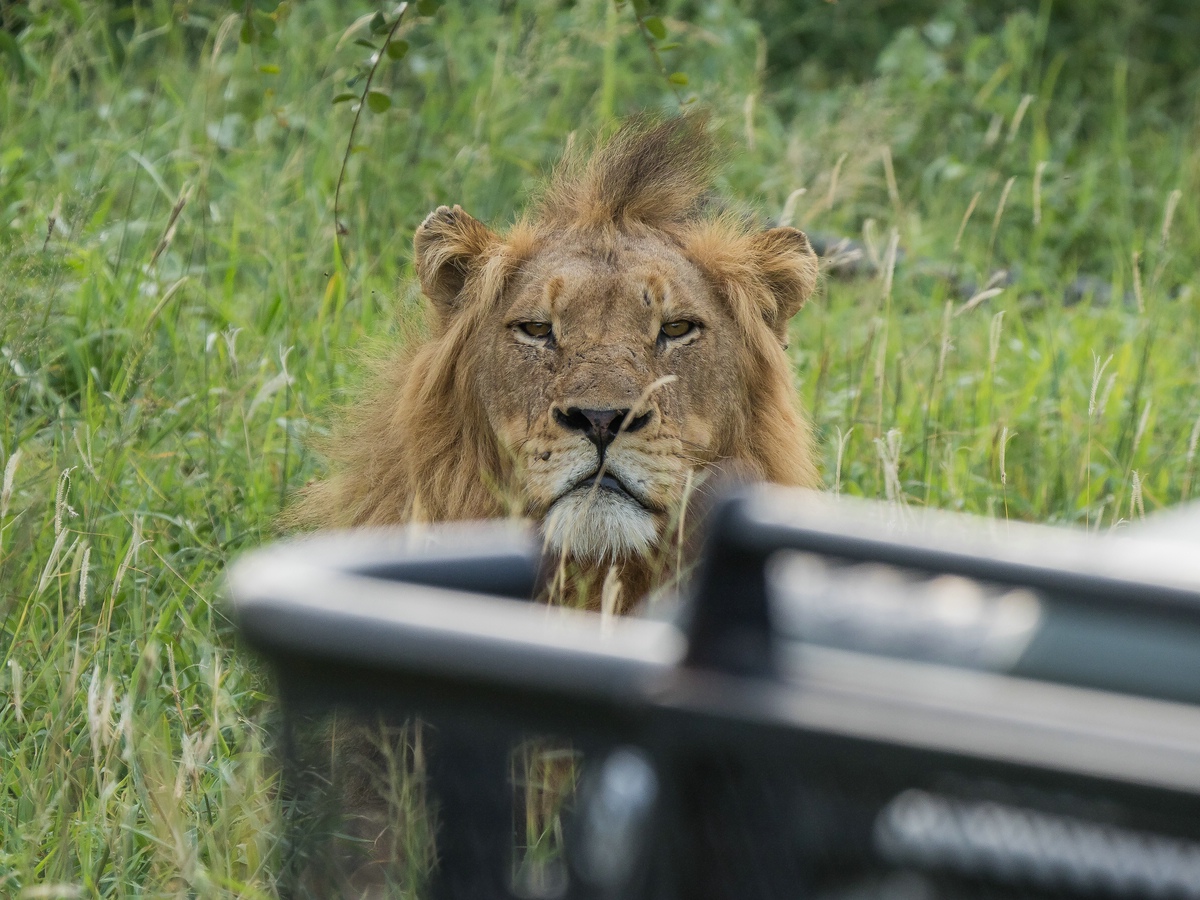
475, 232, 740, 560
414, 204, 819, 566
301, 119, 820, 598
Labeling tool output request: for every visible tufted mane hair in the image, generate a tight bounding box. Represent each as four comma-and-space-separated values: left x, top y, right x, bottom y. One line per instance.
535, 114, 718, 231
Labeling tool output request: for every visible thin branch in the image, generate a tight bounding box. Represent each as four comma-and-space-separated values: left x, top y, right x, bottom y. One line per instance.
333, 3, 410, 246
629, 10, 685, 107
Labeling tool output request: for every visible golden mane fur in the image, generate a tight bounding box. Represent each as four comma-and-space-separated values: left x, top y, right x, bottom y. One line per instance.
294, 116, 818, 605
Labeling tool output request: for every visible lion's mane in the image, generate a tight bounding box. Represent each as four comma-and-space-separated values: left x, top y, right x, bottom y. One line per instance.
294, 116, 817, 565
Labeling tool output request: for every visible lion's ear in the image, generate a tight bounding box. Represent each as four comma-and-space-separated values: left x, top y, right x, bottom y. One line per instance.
750, 226, 818, 340
413, 205, 499, 311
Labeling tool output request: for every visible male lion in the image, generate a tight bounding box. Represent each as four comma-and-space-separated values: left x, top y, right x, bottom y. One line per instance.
298, 115, 818, 610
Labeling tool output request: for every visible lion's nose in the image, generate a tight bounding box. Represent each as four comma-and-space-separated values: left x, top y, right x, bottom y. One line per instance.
554, 407, 651, 450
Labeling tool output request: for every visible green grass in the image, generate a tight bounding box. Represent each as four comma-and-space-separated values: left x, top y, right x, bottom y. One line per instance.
2, 0, 1199, 896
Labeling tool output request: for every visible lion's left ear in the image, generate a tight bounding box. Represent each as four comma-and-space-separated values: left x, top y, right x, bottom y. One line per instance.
750, 226, 818, 341
413, 204, 500, 313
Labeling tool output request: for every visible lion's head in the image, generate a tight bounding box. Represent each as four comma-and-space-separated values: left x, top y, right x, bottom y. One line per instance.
299, 116, 819, 605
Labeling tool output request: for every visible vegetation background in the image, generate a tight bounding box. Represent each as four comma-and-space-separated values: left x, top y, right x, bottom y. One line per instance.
2, 0, 1199, 895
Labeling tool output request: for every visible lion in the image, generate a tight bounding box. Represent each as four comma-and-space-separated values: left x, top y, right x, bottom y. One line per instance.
296, 114, 819, 610
287, 114, 821, 895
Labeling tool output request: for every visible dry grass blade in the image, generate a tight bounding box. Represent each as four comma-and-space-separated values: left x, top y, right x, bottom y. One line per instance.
955, 286, 1005, 317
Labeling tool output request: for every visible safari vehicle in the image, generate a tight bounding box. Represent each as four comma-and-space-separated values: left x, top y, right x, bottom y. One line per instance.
228, 487, 1200, 900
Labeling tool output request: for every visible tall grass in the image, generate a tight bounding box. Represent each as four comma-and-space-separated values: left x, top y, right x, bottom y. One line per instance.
1, 1, 1198, 895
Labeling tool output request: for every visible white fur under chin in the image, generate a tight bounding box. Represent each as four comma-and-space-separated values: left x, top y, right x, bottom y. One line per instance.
543, 489, 658, 561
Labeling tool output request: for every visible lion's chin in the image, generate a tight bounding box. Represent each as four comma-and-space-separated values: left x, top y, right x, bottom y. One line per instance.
542, 488, 658, 562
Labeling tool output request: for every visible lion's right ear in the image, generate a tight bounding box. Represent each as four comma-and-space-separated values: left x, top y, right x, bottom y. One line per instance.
748, 226, 819, 341
413, 205, 499, 311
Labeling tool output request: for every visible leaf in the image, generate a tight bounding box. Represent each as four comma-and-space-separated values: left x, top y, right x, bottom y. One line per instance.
369, 12, 389, 34
668, 71, 689, 86
354, 38, 378, 50
630, 0, 649, 15
417, 0, 440, 14
0, 32, 27, 78
259, 64, 281, 74
253, 11, 276, 36
366, 90, 392, 113
386, 40, 410, 60
657, 41, 680, 51
332, 92, 359, 104
239, 18, 255, 44
61, 0, 84, 24
643, 16, 666, 40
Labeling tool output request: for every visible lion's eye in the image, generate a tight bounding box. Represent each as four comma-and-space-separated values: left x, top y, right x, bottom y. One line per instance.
660, 320, 695, 339
519, 321, 553, 339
